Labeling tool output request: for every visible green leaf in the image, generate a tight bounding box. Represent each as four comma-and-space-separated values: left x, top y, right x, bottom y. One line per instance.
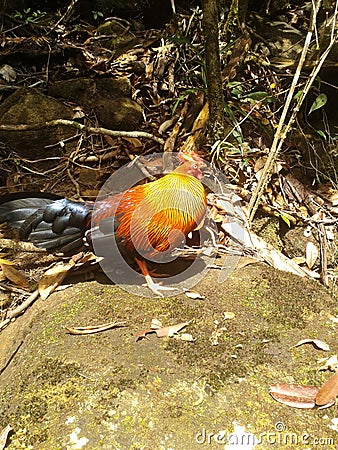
309, 93, 327, 115
316, 129, 326, 139
244, 91, 269, 101
280, 214, 291, 228
240, 91, 277, 104
293, 90, 303, 100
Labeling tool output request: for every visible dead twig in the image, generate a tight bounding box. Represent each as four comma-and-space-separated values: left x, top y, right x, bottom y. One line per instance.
47, 0, 79, 34
0, 290, 40, 331
318, 223, 328, 285
0, 120, 165, 145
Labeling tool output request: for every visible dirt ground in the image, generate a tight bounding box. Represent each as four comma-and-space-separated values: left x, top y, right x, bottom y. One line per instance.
1, 259, 338, 450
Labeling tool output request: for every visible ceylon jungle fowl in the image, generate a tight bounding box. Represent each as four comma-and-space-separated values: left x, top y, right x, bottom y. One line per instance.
0, 151, 207, 296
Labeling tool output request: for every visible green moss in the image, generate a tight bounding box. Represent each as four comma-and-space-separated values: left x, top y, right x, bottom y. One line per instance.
1, 267, 337, 449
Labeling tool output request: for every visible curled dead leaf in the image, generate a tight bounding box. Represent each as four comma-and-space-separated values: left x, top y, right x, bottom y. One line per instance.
184, 291, 205, 300
315, 371, 338, 406
269, 383, 318, 409
0, 263, 30, 290
293, 339, 330, 351
38, 260, 75, 300
0, 424, 12, 450
65, 321, 126, 335
155, 322, 190, 338
136, 321, 191, 341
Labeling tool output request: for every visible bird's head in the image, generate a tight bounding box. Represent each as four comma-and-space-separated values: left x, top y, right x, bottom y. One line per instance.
177, 150, 205, 179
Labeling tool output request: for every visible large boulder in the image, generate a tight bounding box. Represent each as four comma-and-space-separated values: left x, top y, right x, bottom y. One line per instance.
48, 77, 143, 131
0, 87, 75, 164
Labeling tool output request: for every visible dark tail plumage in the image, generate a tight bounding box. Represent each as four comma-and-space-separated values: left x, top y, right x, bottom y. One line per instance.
0, 193, 93, 253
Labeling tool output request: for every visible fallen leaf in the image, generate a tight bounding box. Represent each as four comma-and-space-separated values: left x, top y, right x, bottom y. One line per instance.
306, 242, 319, 269
65, 321, 126, 335
184, 291, 205, 300
38, 260, 75, 300
136, 321, 191, 341
155, 321, 190, 338
245, 232, 311, 278
316, 371, 338, 406
269, 383, 318, 409
136, 328, 155, 340
295, 265, 320, 278
293, 339, 330, 351
236, 256, 260, 269
0, 424, 12, 450
0, 64, 16, 82
223, 312, 235, 320
0, 263, 30, 290
318, 355, 338, 371
174, 333, 194, 342
150, 318, 162, 329
122, 137, 143, 148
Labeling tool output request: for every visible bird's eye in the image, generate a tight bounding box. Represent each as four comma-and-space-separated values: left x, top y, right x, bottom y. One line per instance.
193, 164, 198, 169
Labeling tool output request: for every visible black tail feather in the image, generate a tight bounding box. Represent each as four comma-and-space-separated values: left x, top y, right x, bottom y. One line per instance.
0, 193, 93, 253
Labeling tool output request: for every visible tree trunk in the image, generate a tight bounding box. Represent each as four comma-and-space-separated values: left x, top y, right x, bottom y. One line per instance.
201, 0, 226, 141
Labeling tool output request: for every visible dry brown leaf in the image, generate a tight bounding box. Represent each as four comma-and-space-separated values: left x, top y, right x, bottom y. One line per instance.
293, 339, 330, 351
122, 137, 143, 148
0, 424, 12, 450
306, 242, 319, 269
254, 156, 267, 175
297, 266, 320, 279
136, 328, 154, 340
155, 321, 190, 338
158, 117, 178, 135
0, 263, 30, 290
38, 260, 75, 300
269, 383, 318, 409
65, 321, 126, 335
316, 371, 338, 406
136, 321, 190, 341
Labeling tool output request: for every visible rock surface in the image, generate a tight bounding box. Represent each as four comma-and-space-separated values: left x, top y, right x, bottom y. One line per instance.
1, 263, 338, 449
0, 87, 74, 164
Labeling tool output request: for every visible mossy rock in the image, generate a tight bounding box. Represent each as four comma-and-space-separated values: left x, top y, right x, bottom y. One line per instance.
0, 263, 337, 449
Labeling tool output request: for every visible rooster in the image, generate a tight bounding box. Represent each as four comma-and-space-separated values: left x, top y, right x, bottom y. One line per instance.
0, 151, 207, 296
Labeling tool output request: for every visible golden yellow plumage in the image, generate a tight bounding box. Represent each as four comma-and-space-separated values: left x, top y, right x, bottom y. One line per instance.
114, 167, 207, 258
